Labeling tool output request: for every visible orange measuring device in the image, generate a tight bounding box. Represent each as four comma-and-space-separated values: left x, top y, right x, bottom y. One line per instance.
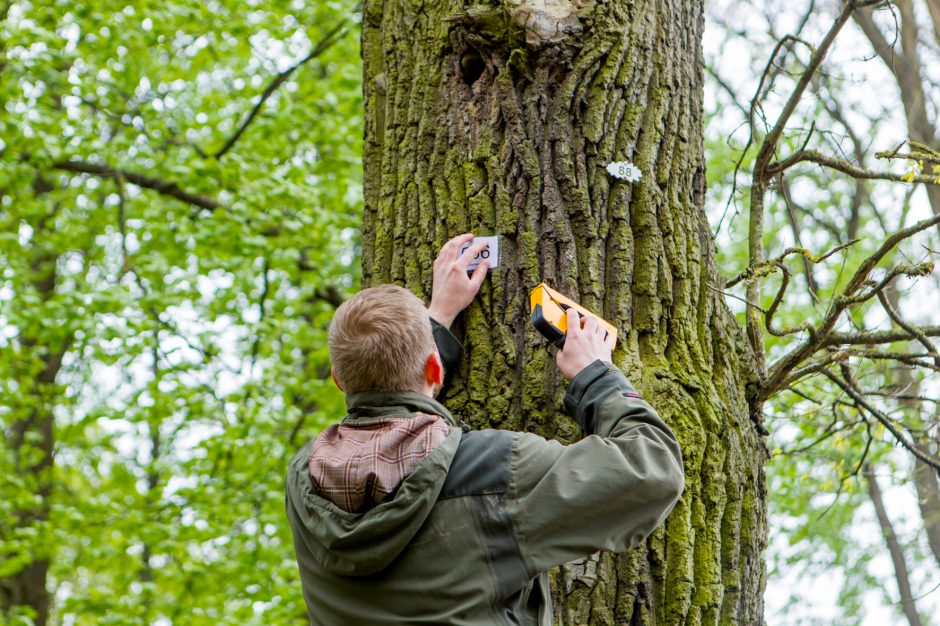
529, 283, 618, 349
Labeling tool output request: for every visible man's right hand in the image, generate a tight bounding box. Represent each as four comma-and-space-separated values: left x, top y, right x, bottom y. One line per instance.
427, 234, 489, 329
556, 309, 615, 379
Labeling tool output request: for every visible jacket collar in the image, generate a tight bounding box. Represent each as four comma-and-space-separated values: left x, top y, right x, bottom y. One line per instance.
345, 390, 457, 426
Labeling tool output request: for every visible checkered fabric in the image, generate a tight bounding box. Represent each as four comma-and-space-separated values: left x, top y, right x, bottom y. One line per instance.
309, 413, 450, 513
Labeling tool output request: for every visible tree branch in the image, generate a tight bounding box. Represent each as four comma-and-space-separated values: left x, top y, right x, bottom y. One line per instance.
876, 141, 940, 174
248, 258, 272, 376
926, 0, 940, 49
866, 391, 939, 404
824, 326, 940, 346
877, 289, 940, 367
853, 4, 901, 76
213, 21, 347, 159
812, 72, 869, 239
704, 65, 750, 120
309, 285, 345, 309
53, 159, 221, 211
764, 262, 816, 337
838, 261, 934, 307
725, 239, 856, 289
766, 148, 940, 184
837, 212, 940, 300
824, 370, 940, 471
744, 1, 878, 374
752, 2, 879, 183
779, 174, 821, 299
756, 201, 939, 397
779, 349, 852, 389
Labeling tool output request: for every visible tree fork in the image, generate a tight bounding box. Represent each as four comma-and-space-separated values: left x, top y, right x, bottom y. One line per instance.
361, 1, 768, 623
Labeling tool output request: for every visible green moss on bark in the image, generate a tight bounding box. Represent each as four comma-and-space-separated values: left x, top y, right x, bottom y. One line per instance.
361, 0, 768, 623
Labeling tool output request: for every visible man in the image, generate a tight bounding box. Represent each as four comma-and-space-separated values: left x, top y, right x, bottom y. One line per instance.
286, 234, 685, 625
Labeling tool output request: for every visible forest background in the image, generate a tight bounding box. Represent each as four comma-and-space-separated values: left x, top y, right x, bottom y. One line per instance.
1, 0, 938, 625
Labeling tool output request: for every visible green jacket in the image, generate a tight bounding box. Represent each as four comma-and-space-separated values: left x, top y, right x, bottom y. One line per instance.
286, 323, 684, 625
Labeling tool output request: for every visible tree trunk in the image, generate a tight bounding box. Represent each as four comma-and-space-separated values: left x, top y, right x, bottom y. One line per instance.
864, 465, 925, 626
913, 431, 940, 569
361, 1, 768, 623
1, 242, 61, 626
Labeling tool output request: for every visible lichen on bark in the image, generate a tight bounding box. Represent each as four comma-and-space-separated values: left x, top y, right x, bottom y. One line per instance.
361, 0, 769, 623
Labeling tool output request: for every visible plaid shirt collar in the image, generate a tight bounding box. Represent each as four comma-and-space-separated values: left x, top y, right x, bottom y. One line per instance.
310, 391, 457, 513
344, 390, 457, 427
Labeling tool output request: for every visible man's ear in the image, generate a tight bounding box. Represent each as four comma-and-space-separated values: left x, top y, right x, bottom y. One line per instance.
425, 352, 443, 387
331, 367, 345, 392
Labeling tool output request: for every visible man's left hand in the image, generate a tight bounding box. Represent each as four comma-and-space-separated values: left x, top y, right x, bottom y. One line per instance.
427, 234, 489, 328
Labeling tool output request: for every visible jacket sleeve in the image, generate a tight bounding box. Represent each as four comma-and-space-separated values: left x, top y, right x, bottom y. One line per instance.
506, 360, 685, 573
430, 318, 464, 390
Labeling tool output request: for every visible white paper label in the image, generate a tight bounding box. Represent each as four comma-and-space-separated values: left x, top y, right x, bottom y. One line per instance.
459, 236, 499, 271
606, 161, 643, 182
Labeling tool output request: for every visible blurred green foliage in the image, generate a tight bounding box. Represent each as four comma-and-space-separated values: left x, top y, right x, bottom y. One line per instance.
1, 1, 362, 624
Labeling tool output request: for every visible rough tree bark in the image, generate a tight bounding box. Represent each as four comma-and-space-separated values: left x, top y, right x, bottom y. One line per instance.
361, 1, 768, 623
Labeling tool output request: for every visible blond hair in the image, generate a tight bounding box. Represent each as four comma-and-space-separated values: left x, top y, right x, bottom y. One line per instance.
328, 284, 435, 394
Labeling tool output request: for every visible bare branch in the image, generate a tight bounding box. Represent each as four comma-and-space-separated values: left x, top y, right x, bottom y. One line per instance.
765, 262, 815, 337
768, 247, 938, 389
838, 262, 934, 307
706, 283, 768, 313
866, 391, 939, 404
813, 75, 868, 240
779, 175, 821, 299
745, 1, 877, 373
705, 65, 750, 120
752, 3, 876, 184
725, 240, 857, 289
926, 0, 940, 49
853, 4, 902, 76
781, 412, 858, 456
877, 289, 940, 367
837, 213, 940, 301
716, 29, 816, 235
778, 349, 851, 389
851, 349, 940, 362
851, 420, 875, 480
824, 370, 940, 471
